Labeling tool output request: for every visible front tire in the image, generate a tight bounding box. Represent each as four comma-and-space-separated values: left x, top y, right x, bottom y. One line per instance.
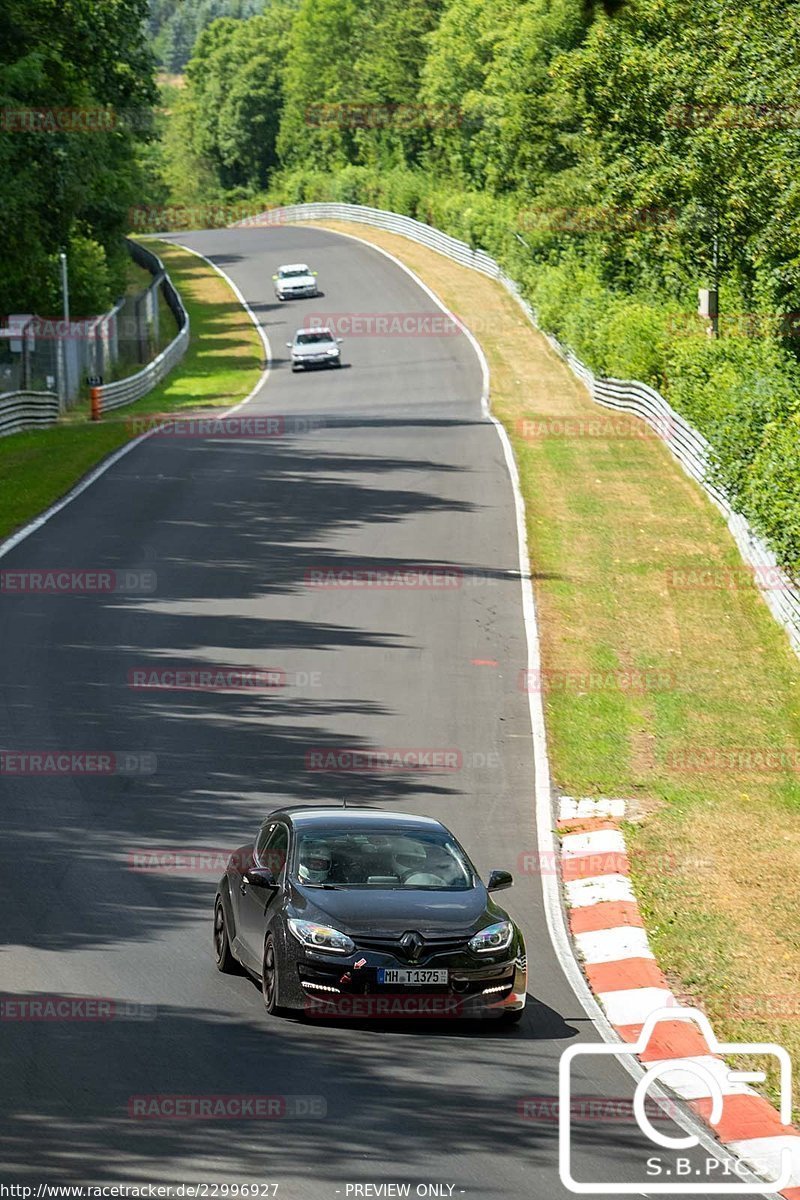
261, 933, 286, 1017
213, 895, 236, 973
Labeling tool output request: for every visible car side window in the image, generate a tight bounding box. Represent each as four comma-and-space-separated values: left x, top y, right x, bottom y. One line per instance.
257, 823, 289, 879
255, 823, 274, 860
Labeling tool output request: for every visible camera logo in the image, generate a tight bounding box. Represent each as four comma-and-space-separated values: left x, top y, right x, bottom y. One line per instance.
558, 1006, 793, 1193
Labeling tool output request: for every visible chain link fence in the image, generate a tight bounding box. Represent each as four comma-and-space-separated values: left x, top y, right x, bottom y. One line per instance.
0, 238, 171, 410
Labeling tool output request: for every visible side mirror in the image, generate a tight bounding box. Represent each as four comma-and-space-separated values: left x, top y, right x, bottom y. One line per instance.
272, 274, 278, 280
244, 866, 277, 889
487, 869, 513, 893
312, 271, 318, 276
286, 342, 292, 348
336, 338, 343, 344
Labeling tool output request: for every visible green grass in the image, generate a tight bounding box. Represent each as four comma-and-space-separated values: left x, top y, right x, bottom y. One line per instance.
0, 240, 263, 543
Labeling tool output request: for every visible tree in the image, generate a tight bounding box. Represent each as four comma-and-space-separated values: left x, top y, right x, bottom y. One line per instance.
0, 0, 157, 314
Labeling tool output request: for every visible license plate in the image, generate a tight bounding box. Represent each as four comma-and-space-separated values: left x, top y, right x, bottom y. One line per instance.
377, 969, 448, 985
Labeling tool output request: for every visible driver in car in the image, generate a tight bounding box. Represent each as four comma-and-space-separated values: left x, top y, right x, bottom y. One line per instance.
297, 843, 333, 885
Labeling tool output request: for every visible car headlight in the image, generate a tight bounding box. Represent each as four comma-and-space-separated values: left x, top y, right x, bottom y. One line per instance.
469, 920, 514, 954
287, 918, 354, 955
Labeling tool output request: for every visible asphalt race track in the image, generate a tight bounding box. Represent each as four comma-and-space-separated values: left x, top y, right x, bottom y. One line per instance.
0, 225, 740, 1198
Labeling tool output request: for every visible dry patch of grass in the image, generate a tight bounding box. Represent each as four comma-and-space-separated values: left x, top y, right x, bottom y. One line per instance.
316, 219, 800, 1104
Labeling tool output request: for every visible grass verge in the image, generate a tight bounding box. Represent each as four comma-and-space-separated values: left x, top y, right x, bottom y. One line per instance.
0, 240, 263, 543
315, 219, 800, 1105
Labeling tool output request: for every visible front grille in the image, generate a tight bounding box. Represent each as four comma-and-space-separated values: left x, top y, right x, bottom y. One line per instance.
354, 934, 470, 960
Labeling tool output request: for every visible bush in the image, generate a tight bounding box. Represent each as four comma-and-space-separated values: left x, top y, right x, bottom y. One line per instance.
745, 418, 800, 579
666, 338, 800, 506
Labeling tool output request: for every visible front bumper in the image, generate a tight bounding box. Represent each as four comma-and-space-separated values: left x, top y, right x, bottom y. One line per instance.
284, 938, 527, 1019
291, 353, 340, 370
277, 286, 317, 299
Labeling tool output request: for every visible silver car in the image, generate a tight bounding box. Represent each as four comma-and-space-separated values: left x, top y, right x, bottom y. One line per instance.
287, 328, 343, 372
273, 263, 319, 301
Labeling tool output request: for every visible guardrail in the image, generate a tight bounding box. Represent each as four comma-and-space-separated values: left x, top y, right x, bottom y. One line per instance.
95, 241, 190, 413
249, 201, 800, 656
0, 390, 59, 438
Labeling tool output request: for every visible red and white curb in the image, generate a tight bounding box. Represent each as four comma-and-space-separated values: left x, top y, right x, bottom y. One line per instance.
558, 796, 800, 1196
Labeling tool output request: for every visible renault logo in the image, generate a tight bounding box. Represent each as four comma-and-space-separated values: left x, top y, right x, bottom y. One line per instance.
399, 931, 424, 962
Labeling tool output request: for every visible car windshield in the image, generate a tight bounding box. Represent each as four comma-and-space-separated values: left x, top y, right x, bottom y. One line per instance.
296, 331, 334, 345
279, 268, 309, 278
293, 827, 474, 889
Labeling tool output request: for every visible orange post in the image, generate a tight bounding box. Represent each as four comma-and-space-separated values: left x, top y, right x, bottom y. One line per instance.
90, 386, 102, 421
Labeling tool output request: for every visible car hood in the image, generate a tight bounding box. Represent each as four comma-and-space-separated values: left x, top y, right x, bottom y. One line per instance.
292, 342, 337, 357
290, 882, 494, 935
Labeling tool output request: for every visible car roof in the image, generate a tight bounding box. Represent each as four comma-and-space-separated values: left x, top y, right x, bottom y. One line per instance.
294, 327, 333, 336
279, 263, 310, 272
265, 805, 446, 832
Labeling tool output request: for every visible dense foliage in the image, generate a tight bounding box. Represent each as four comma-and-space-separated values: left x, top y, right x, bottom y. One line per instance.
0, 0, 157, 315
148, 0, 269, 72
162, 0, 800, 574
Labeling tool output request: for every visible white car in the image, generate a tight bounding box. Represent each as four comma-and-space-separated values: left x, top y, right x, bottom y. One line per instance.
287, 328, 343, 372
273, 263, 319, 301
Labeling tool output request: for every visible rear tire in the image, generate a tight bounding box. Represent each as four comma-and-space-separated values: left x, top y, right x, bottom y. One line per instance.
502, 1007, 525, 1025
213, 895, 236, 973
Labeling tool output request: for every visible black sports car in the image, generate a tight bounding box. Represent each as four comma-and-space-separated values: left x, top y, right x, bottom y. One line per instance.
213, 805, 527, 1022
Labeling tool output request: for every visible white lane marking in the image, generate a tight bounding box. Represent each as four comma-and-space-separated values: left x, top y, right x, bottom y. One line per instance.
654, 1057, 757, 1101
274, 221, 786, 1197
561, 829, 627, 858
0, 242, 272, 563
575, 926, 655, 965
597, 987, 677, 1027
298, 222, 491, 419
564, 874, 637, 907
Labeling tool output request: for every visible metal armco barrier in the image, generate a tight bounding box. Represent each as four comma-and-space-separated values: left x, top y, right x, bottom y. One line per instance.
246, 201, 800, 656
0, 390, 59, 438
95, 242, 190, 413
